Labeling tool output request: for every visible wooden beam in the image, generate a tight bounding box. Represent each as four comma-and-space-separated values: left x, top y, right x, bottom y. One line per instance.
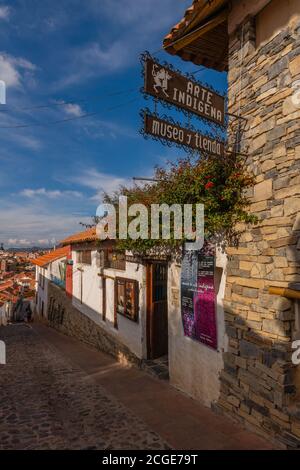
269, 286, 300, 300
182, 0, 228, 36
169, 9, 228, 52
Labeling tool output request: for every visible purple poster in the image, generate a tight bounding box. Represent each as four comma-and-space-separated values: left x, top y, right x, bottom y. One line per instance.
181, 243, 217, 350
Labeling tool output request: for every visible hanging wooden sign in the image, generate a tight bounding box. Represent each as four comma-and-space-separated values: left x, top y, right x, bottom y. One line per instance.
144, 113, 225, 157
144, 57, 225, 126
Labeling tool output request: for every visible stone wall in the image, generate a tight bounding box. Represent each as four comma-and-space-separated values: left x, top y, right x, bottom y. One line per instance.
46, 282, 141, 368
217, 14, 300, 448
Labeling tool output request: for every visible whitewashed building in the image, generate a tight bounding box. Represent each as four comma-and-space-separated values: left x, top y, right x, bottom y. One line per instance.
59, 229, 156, 362
32, 246, 69, 318
32, 227, 228, 403
49, 228, 228, 395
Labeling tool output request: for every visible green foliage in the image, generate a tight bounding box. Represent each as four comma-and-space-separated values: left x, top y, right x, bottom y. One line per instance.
103, 153, 257, 257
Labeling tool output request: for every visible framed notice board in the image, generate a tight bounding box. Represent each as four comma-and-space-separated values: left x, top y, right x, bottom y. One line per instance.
181, 243, 217, 350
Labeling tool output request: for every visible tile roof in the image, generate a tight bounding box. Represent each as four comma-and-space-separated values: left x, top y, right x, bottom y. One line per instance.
60, 227, 97, 245
163, 0, 228, 72
0, 280, 13, 292
31, 246, 69, 267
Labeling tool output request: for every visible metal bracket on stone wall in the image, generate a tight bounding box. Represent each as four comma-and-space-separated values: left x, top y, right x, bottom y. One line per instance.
226, 112, 248, 157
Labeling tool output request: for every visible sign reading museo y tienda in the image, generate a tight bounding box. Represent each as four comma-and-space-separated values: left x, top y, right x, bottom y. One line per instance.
144, 57, 225, 126
181, 243, 217, 350
144, 113, 225, 157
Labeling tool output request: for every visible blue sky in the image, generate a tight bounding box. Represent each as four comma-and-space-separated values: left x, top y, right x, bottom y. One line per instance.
0, 0, 227, 247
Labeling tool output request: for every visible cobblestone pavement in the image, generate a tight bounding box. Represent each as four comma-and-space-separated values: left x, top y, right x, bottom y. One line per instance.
0, 324, 168, 450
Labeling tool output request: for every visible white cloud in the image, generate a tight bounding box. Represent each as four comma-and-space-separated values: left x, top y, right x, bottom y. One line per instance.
0, 53, 36, 88
70, 168, 130, 202
0, 6, 10, 21
0, 202, 89, 248
55, 0, 192, 89
7, 238, 31, 246
18, 239, 31, 246
37, 239, 50, 245
90, 0, 191, 33
81, 118, 137, 140
15, 135, 42, 151
55, 40, 128, 88
20, 188, 82, 199
7, 238, 47, 247
63, 102, 83, 117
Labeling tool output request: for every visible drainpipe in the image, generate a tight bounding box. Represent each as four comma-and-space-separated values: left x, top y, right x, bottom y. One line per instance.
269, 286, 300, 300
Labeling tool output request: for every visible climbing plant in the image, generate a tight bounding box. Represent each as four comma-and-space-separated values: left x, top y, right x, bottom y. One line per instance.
101, 152, 257, 258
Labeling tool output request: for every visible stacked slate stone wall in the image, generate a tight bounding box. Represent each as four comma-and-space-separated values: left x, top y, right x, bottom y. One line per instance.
217, 16, 300, 447
46, 282, 141, 368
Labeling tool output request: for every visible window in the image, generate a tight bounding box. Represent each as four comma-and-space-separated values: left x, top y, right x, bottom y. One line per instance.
77, 250, 92, 265
115, 278, 139, 322
100, 249, 126, 270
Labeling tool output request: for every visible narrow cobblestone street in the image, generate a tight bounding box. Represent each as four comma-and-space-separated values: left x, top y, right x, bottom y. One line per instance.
0, 324, 167, 450
0, 323, 273, 450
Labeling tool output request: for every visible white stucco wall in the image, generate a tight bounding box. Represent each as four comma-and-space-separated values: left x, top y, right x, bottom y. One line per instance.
168, 248, 228, 407
36, 266, 48, 316
71, 248, 147, 359
49, 257, 66, 284
36, 257, 66, 317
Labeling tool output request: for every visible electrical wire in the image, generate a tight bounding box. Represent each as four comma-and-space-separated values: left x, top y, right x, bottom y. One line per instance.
0, 88, 137, 113
0, 97, 139, 129
0, 32, 208, 117
0, 31, 210, 130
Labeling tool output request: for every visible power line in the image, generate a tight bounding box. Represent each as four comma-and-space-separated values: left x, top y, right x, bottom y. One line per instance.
0, 97, 139, 129
0, 40, 208, 115
0, 88, 137, 113
0, 38, 209, 130
0, 67, 207, 130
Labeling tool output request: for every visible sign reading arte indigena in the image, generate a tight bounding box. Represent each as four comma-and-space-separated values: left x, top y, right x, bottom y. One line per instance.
181, 243, 217, 350
144, 57, 225, 126
144, 113, 225, 157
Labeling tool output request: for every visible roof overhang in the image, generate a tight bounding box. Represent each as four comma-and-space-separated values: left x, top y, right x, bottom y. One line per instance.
31, 246, 69, 267
60, 227, 97, 246
164, 0, 229, 72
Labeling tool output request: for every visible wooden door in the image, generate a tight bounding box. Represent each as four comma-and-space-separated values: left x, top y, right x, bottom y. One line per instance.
146, 263, 168, 359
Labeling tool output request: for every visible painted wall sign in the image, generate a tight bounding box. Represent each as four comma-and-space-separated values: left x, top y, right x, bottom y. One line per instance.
144, 57, 225, 126
144, 113, 225, 157
181, 243, 217, 350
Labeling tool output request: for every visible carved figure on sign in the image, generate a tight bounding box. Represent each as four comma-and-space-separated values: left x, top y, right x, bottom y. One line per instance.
152, 64, 171, 97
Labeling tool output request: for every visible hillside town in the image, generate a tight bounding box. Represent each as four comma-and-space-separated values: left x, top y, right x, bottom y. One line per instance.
1, 0, 300, 459
0, 247, 44, 325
